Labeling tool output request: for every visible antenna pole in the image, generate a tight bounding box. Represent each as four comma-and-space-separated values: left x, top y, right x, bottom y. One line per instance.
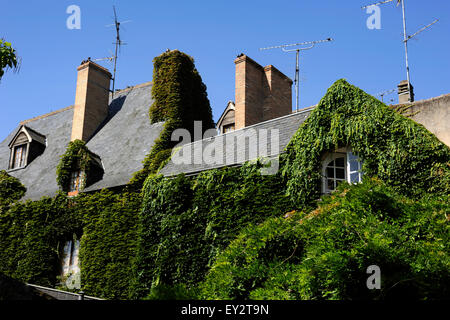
260, 38, 333, 112
401, 0, 412, 102
295, 49, 299, 111
111, 6, 120, 100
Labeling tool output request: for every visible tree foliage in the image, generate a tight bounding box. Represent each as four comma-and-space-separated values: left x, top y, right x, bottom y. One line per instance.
0, 39, 19, 80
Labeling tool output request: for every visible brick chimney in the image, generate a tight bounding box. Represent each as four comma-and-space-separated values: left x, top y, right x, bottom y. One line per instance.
71, 59, 111, 141
397, 80, 414, 104
234, 54, 292, 130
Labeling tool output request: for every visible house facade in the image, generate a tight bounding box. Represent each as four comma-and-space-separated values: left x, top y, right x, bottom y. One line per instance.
1, 55, 449, 200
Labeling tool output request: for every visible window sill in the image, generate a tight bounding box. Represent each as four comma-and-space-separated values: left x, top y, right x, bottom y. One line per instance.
68, 191, 80, 197
7, 165, 28, 173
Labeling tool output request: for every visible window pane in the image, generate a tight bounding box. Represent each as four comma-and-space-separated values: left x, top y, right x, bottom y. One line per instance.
326, 167, 334, 178
327, 179, 335, 191
350, 172, 360, 183
336, 168, 345, 179
348, 152, 357, 161
335, 157, 345, 167
349, 160, 359, 172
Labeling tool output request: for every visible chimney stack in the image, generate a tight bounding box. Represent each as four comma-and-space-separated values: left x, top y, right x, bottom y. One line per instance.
71, 59, 111, 142
397, 80, 414, 104
234, 54, 292, 130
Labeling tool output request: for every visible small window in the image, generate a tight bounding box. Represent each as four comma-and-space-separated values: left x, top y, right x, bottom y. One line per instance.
223, 124, 235, 133
69, 170, 84, 193
347, 151, 363, 184
12, 144, 27, 169
322, 150, 363, 193
324, 155, 347, 193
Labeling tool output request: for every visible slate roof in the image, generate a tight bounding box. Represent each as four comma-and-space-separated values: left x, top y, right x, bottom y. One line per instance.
0, 82, 163, 200
160, 107, 313, 177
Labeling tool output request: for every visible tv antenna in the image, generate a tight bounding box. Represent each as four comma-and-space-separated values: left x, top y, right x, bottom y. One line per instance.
376, 88, 396, 102
105, 6, 131, 99
361, 0, 439, 102
260, 38, 333, 112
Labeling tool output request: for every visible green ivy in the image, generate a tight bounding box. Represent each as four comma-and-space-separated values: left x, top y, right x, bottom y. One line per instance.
133, 161, 293, 298
0, 170, 26, 204
281, 79, 450, 208
56, 139, 100, 192
0, 193, 81, 287
130, 50, 214, 188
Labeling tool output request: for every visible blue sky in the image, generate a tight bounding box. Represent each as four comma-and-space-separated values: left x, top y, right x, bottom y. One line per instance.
1, 0, 449, 141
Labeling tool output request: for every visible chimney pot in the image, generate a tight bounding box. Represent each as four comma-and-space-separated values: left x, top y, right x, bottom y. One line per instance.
398, 80, 414, 104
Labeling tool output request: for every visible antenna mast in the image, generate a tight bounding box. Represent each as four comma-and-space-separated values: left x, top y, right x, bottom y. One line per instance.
362, 0, 439, 102
106, 6, 130, 99
376, 88, 396, 102
260, 38, 333, 112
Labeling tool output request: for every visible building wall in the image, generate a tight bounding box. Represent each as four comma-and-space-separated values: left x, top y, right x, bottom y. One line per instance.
407, 93, 450, 147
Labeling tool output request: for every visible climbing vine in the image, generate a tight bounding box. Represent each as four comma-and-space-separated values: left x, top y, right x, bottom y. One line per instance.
281, 79, 450, 208
130, 50, 214, 188
56, 139, 101, 192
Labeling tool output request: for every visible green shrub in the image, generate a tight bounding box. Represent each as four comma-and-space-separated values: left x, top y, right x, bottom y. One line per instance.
200, 178, 450, 300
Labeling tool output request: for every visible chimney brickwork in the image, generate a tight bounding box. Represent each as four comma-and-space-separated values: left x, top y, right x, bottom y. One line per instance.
234, 55, 292, 130
71, 60, 111, 142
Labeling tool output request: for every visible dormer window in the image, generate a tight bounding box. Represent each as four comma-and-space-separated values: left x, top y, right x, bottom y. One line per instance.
8, 125, 46, 170
68, 170, 84, 195
12, 144, 28, 169
217, 101, 236, 134
322, 149, 364, 193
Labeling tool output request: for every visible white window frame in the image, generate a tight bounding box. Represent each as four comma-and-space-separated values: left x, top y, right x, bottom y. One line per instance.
322, 149, 363, 194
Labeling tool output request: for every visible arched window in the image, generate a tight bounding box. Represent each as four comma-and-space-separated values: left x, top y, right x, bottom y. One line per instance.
322, 149, 363, 193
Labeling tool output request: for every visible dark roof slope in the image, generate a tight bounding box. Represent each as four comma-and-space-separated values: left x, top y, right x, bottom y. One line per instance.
0, 82, 162, 200
84, 84, 163, 191
160, 107, 313, 177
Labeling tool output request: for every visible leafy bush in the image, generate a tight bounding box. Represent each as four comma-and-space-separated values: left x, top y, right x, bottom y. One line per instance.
200, 178, 450, 300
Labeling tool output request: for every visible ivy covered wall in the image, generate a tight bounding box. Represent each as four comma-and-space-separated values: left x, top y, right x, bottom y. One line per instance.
281, 79, 450, 208
130, 50, 215, 188
133, 162, 292, 298
1, 70, 448, 300
0, 49, 216, 299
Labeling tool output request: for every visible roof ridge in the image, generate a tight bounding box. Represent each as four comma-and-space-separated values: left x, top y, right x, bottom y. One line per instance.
110, 81, 153, 97
19, 105, 74, 125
